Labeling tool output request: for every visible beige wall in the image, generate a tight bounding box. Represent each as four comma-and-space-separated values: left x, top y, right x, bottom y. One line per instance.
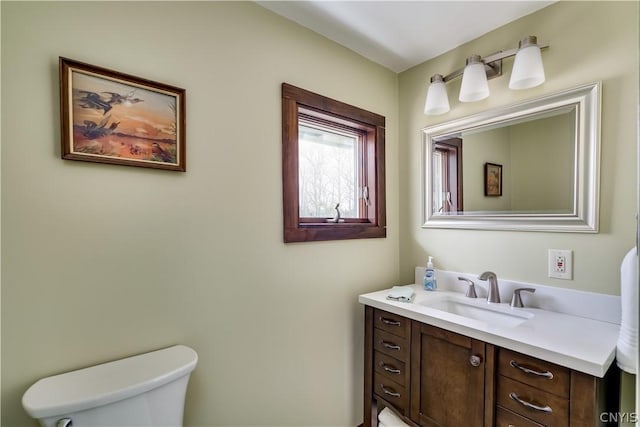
399, 0, 638, 419
463, 127, 512, 211
2, 1, 637, 426
463, 114, 575, 212
509, 114, 575, 211
1, 2, 399, 426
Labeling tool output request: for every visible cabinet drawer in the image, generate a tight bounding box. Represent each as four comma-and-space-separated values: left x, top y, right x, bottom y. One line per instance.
374, 351, 408, 387
373, 373, 408, 413
499, 348, 570, 397
496, 406, 545, 427
374, 309, 411, 339
497, 375, 569, 427
374, 328, 410, 362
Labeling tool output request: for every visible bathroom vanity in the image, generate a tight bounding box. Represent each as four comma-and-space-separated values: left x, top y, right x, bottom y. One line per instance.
360, 272, 620, 427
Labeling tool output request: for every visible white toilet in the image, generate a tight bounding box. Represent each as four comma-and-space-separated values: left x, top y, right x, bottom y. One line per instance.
22, 345, 198, 427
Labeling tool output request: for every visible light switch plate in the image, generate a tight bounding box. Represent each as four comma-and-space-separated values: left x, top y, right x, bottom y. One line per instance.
548, 249, 573, 280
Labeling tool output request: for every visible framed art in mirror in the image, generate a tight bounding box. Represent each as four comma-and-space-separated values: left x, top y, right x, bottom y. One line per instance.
484, 163, 502, 197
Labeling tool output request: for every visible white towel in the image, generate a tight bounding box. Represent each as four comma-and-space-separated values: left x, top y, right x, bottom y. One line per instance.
378, 407, 410, 427
387, 285, 414, 303
616, 247, 638, 374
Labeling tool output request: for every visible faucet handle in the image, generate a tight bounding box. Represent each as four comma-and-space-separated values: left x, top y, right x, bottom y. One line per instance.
458, 277, 478, 298
510, 288, 536, 308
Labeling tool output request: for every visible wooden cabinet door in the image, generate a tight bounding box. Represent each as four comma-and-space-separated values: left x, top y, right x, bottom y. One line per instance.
410, 322, 487, 427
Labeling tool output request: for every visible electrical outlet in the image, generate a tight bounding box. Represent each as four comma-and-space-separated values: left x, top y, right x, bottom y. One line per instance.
548, 249, 572, 279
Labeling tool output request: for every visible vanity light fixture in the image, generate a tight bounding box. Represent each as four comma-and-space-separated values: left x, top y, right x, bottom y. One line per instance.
423, 74, 450, 115
459, 55, 490, 103
424, 36, 549, 115
509, 36, 546, 90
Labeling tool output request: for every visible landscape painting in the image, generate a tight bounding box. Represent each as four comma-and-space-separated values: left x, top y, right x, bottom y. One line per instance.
484, 162, 502, 197
60, 58, 186, 171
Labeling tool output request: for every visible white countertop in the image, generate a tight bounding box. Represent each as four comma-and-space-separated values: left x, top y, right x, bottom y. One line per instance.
359, 283, 620, 378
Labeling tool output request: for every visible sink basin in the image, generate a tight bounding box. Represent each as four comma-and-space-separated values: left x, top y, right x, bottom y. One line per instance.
420, 297, 533, 328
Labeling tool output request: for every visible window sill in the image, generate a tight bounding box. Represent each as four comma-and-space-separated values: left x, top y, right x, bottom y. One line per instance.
284, 223, 386, 243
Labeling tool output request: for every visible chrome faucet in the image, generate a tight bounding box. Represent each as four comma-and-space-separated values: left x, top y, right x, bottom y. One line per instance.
511, 288, 536, 308
458, 277, 478, 298
479, 271, 500, 303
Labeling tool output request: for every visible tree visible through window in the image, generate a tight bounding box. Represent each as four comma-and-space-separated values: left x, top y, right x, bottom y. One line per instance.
298, 122, 359, 218
282, 83, 386, 243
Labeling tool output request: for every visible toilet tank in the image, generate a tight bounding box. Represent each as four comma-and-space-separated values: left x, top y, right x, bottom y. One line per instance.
22, 345, 198, 427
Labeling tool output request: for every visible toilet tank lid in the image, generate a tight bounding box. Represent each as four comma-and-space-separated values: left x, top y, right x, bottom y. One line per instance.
22, 345, 198, 419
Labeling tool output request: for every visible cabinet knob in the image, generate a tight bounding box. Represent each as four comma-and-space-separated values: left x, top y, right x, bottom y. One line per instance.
469, 355, 482, 367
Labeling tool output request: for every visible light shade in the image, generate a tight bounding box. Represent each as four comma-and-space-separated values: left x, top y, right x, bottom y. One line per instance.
459, 55, 489, 102
424, 74, 450, 115
509, 36, 545, 90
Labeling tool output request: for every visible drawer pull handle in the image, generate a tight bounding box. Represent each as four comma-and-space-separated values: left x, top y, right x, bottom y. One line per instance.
509, 392, 553, 413
381, 385, 401, 398
509, 360, 554, 379
380, 317, 401, 326
382, 363, 401, 374
382, 341, 401, 350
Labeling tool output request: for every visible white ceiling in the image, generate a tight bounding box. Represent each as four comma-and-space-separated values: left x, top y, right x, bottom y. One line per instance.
257, 1, 555, 73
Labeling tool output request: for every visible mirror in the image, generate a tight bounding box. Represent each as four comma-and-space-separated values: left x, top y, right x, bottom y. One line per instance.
423, 82, 601, 232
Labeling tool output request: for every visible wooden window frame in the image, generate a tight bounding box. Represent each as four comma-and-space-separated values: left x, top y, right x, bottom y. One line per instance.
434, 138, 463, 212
282, 83, 386, 243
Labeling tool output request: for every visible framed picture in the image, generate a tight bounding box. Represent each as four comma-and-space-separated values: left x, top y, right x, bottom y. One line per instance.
484, 162, 502, 196
59, 57, 186, 171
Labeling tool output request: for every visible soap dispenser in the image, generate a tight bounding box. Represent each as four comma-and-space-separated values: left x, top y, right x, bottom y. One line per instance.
424, 256, 437, 291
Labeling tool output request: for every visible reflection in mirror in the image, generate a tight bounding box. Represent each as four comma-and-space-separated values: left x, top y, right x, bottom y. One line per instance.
423, 82, 600, 232
433, 138, 462, 213
432, 107, 576, 214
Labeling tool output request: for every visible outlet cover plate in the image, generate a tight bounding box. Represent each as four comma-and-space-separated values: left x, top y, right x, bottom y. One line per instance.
548, 249, 572, 280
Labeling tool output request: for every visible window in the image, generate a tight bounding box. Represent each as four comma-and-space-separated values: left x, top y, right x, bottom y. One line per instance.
282, 83, 386, 243
433, 138, 463, 213
298, 121, 359, 218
